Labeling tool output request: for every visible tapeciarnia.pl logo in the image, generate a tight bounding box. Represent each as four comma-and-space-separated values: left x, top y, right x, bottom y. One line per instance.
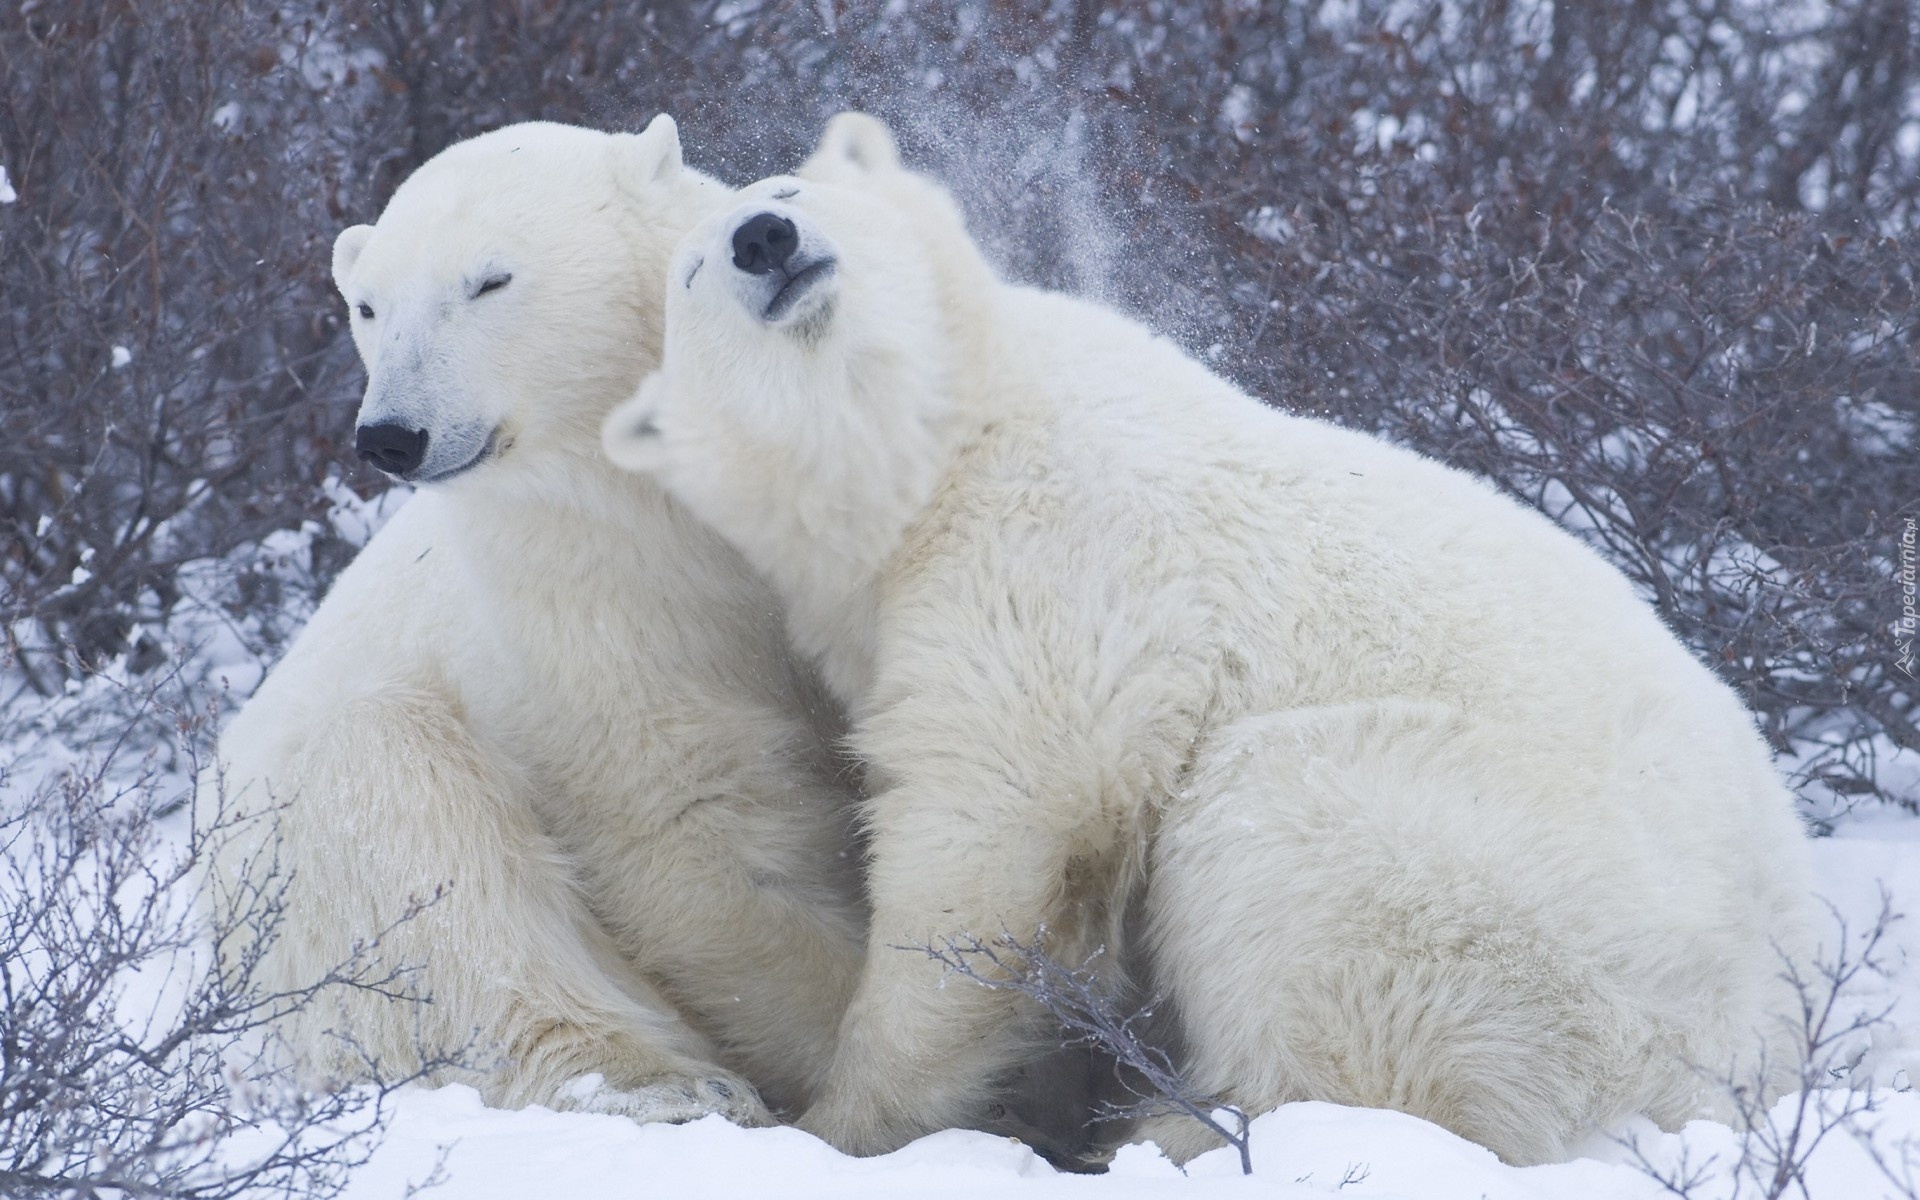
1898, 516, 1917, 679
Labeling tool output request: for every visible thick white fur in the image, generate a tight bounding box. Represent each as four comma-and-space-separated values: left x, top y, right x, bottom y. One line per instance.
207, 118, 866, 1125
604, 113, 1823, 1164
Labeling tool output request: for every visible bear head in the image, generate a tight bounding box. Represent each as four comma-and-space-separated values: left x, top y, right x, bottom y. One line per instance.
602, 114, 1001, 622
333, 115, 724, 491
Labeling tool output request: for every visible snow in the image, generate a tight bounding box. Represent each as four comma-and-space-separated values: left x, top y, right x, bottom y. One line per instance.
1221, 85, 1256, 144
111, 344, 132, 368
330, 1078, 1920, 1199
0, 164, 15, 204
1244, 206, 1295, 245
9, 805, 1916, 1200
322, 814, 1920, 1199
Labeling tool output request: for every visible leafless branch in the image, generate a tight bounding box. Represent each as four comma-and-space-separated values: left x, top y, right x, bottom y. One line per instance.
916, 929, 1252, 1175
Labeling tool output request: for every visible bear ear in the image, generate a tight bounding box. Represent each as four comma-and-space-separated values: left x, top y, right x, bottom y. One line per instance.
613, 113, 685, 194
601, 375, 673, 477
331, 224, 374, 293
802, 111, 901, 180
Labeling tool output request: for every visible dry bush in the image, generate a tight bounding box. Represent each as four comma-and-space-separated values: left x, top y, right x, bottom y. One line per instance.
2, 0, 1914, 809
1619, 896, 1920, 1199
0, 661, 458, 1198
922, 930, 1253, 1174
0, 1, 378, 690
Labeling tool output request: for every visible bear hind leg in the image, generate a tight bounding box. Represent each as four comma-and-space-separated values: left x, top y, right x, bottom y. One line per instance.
212, 679, 769, 1126
1140, 701, 1666, 1165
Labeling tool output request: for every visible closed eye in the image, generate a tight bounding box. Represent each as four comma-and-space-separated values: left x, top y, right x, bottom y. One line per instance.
683, 255, 705, 289
474, 273, 512, 298
772, 187, 799, 200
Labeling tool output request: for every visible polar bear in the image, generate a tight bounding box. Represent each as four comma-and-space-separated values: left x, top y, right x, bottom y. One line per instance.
601, 113, 1820, 1163
206, 117, 867, 1126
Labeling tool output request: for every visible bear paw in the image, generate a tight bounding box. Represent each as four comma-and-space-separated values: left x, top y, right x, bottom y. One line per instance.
556, 1070, 774, 1128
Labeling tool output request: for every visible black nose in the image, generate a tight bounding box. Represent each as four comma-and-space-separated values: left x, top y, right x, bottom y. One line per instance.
355, 422, 429, 476
732, 212, 798, 275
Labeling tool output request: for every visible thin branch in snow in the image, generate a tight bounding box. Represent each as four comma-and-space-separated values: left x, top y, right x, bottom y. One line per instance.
914, 928, 1252, 1175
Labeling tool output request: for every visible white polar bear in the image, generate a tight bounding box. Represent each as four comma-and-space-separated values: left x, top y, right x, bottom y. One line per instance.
601, 113, 1821, 1163
207, 117, 867, 1126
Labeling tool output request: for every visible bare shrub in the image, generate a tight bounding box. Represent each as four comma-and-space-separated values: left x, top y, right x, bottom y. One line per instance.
0, 661, 457, 1199
1239, 185, 1918, 808
0, 1, 376, 690
920, 931, 1252, 1175
3, 0, 1911, 808
1619, 895, 1919, 1199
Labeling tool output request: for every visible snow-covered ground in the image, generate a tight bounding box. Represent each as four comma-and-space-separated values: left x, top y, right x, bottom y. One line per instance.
5, 482, 1916, 1199
336, 1085, 1920, 1200
332, 829, 1920, 1200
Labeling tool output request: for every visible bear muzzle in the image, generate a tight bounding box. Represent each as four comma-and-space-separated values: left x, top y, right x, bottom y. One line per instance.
355, 421, 429, 476
721, 208, 839, 325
